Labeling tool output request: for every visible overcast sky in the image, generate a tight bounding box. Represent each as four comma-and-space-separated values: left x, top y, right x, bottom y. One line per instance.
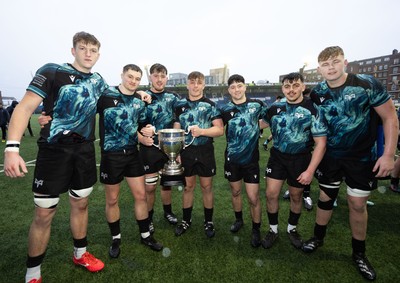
0, 0, 398, 101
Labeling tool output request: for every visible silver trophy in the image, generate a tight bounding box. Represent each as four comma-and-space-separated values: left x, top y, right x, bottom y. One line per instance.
153, 127, 194, 176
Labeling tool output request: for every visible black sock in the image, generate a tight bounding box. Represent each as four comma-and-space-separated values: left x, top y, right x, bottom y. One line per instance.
108, 219, 121, 237
352, 238, 366, 254
314, 223, 327, 240
182, 207, 193, 222
163, 204, 172, 214
204, 207, 213, 223
235, 211, 243, 221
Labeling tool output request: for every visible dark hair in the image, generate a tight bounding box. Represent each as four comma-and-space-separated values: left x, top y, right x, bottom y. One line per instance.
123, 64, 142, 75
281, 72, 304, 84
187, 71, 204, 81
73, 31, 101, 49
150, 63, 168, 75
228, 74, 245, 86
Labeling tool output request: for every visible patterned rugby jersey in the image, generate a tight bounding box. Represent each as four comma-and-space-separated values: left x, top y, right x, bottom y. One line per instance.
144, 90, 180, 144
174, 96, 221, 146
220, 98, 267, 165
310, 73, 390, 161
97, 86, 146, 152
264, 97, 326, 154
28, 63, 108, 143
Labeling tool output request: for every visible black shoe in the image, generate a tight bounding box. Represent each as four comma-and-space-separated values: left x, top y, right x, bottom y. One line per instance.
149, 221, 155, 234
301, 236, 323, 253
109, 239, 121, 258
251, 229, 261, 248
288, 228, 303, 249
230, 219, 244, 233
261, 229, 278, 249
141, 235, 163, 251
164, 212, 178, 225
204, 221, 215, 238
352, 252, 376, 281
175, 220, 191, 236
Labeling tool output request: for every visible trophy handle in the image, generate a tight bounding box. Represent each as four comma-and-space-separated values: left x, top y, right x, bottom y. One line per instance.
184, 125, 196, 148
148, 126, 160, 148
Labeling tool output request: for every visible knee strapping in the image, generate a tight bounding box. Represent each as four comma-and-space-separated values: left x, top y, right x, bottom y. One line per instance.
34, 193, 59, 209
319, 182, 340, 200
146, 175, 159, 186
69, 187, 93, 199
318, 199, 335, 210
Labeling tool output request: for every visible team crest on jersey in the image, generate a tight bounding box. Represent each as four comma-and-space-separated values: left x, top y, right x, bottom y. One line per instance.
249, 107, 256, 114
230, 111, 235, 117
181, 107, 186, 112
90, 78, 98, 84
133, 103, 140, 109
34, 178, 44, 188
344, 93, 356, 101
295, 113, 304, 118
320, 97, 326, 103
113, 99, 119, 106
69, 75, 76, 82
277, 108, 282, 114
198, 106, 206, 111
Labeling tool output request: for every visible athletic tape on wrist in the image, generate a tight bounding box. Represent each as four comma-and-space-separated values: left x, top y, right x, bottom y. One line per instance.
4, 147, 20, 153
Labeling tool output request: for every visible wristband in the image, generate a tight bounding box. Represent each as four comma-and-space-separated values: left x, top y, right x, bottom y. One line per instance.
6, 140, 20, 146
4, 147, 19, 153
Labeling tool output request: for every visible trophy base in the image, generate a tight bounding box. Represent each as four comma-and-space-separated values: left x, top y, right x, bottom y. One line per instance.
161, 164, 184, 176
160, 174, 186, 187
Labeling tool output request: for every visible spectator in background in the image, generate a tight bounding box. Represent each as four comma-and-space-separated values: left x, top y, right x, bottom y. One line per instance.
6, 100, 18, 117
0, 104, 10, 142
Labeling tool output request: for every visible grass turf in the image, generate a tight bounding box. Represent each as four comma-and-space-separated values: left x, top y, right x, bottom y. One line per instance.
0, 114, 399, 282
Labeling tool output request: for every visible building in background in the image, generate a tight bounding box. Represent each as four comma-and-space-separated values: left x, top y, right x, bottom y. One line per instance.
210, 64, 229, 85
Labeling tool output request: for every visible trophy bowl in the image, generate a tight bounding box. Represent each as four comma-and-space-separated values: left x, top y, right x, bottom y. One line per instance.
158, 129, 185, 176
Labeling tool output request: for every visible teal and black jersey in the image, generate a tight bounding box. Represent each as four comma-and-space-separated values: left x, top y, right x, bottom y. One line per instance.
144, 90, 180, 144
174, 96, 221, 146
220, 98, 267, 165
264, 97, 326, 154
311, 73, 390, 161
97, 86, 146, 152
28, 63, 108, 144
